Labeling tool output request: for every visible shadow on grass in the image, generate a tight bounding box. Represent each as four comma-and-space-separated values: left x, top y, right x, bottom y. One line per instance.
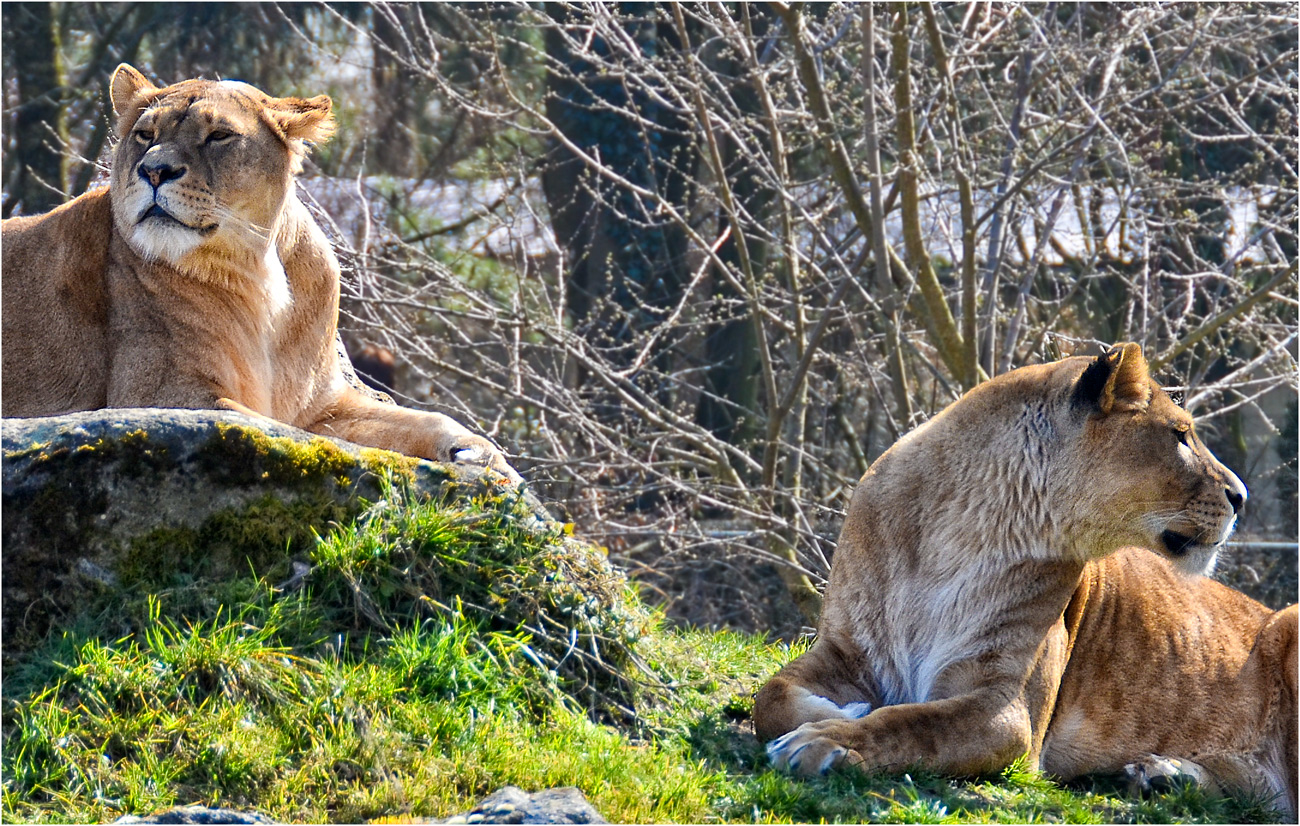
674, 698, 1286, 825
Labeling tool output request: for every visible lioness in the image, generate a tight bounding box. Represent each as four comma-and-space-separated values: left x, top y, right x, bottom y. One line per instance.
754, 344, 1297, 817
2, 64, 518, 482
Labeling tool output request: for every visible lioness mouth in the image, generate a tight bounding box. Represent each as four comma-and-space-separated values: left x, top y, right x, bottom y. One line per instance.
139, 204, 180, 224
138, 205, 217, 235
1160, 530, 1199, 556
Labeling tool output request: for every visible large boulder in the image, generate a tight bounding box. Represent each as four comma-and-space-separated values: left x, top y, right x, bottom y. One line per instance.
1, 408, 540, 652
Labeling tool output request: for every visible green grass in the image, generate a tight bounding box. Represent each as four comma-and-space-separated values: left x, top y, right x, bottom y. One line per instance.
2, 482, 1284, 824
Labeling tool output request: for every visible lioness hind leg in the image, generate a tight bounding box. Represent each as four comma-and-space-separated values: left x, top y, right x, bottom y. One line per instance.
1126, 752, 1297, 819
1124, 755, 1220, 798
1125, 607, 1297, 819
1249, 603, 1297, 818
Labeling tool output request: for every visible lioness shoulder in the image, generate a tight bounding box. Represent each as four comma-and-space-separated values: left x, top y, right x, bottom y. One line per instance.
1, 64, 518, 482
754, 344, 1296, 818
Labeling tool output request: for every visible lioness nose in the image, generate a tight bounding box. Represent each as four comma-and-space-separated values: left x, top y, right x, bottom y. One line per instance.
1225, 486, 1245, 515
139, 158, 185, 189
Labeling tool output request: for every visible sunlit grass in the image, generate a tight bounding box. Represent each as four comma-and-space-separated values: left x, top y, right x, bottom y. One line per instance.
2, 482, 1283, 824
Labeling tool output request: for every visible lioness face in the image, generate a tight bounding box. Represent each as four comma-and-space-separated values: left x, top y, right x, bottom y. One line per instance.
1063, 344, 1246, 575
108, 66, 332, 274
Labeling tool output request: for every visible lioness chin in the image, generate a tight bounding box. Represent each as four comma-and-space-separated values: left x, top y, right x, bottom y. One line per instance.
2, 64, 518, 482
754, 344, 1296, 818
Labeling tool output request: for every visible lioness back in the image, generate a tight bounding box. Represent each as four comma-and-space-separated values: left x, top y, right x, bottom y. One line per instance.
1046, 546, 1273, 776
3, 189, 114, 415
754, 344, 1295, 818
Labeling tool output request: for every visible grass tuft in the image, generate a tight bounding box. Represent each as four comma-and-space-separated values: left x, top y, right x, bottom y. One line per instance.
307, 477, 655, 718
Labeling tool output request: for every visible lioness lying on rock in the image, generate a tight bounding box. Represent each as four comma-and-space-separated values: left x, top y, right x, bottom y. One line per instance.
2, 64, 518, 482
755, 344, 1296, 818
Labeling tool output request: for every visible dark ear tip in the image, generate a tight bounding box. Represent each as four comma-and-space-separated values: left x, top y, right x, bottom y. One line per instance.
1102, 343, 1131, 362
1071, 352, 1113, 412
1070, 342, 1150, 414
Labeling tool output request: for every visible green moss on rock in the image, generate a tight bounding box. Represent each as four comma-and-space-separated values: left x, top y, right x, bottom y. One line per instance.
2, 409, 529, 659
197, 423, 363, 489
116, 494, 359, 590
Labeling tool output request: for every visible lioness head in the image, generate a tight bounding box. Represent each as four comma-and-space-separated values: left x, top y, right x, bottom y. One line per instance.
906, 343, 1247, 575
108, 64, 333, 278
1026, 343, 1246, 574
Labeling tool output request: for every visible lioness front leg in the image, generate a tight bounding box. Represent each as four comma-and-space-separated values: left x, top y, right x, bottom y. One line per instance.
301, 387, 522, 483
766, 690, 1033, 779
753, 639, 878, 747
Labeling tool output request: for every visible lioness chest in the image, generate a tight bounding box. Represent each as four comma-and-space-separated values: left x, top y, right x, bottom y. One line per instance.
847, 554, 1078, 706
102, 233, 302, 417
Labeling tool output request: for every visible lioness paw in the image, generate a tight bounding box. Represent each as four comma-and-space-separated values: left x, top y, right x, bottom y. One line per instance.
449, 440, 488, 465
1124, 755, 1215, 798
766, 724, 859, 777
444, 435, 523, 484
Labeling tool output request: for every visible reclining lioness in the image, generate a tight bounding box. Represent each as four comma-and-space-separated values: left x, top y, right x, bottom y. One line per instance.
2, 64, 518, 481
754, 344, 1296, 817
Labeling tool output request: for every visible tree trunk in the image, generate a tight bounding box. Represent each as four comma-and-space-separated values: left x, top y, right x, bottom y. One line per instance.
694, 50, 770, 446
2, 2, 67, 217
540, 3, 696, 408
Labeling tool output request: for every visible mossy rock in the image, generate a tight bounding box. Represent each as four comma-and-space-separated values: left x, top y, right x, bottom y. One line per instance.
1, 408, 545, 654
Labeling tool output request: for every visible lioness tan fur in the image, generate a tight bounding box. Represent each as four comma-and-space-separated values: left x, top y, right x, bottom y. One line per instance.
754, 344, 1297, 817
2, 64, 517, 481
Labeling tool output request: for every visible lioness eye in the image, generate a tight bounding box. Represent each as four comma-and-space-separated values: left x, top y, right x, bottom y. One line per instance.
205, 130, 233, 144
134, 129, 154, 145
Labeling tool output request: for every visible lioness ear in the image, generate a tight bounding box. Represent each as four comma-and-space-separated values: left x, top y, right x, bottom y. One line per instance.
1072, 342, 1151, 414
110, 63, 159, 119
267, 95, 335, 146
